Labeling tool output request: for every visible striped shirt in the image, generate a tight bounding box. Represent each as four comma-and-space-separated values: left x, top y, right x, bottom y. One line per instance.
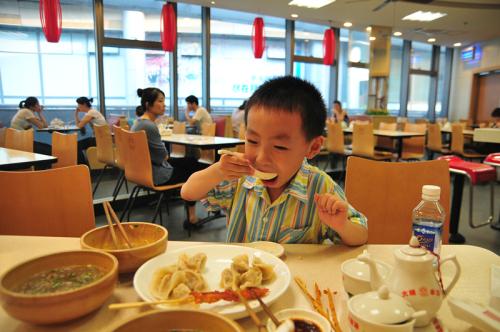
203, 159, 367, 244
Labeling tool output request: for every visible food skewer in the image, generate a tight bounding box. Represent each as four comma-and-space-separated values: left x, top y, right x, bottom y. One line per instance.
236, 290, 266, 332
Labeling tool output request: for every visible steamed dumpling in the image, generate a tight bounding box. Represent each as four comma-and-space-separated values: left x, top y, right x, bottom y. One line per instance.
252, 256, 276, 282
150, 264, 177, 299
231, 254, 250, 273
178, 253, 207, 272
171, 283, 191, 299
240, 267, 263, 289
184, 270, 207, 291
220, 268, 240, 290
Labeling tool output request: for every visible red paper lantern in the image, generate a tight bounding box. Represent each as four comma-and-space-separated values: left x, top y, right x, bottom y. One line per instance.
160, 3, 176, 52
252, 17, 265, 58
39, 0, 62, 43
323, 29, 336, 65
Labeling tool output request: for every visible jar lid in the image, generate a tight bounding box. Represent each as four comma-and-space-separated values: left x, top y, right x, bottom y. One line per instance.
349, 286, 415, 325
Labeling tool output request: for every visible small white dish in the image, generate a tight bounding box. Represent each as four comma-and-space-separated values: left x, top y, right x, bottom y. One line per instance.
246, 241, 285, 258
340, 257, 391, 296
266, 308, 331, 332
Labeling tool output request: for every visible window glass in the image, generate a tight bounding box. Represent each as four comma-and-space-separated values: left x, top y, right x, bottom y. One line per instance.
435, 46, 447, 117
294, 21, 324, 58
348, 30, 369, 63
388, 38, 403, 116
293, 62, 330, 106
210, 8, 285, 115
410, 41, 432, 71
103, 47, 171, 118
407, 74, 430, 118
103, 0, 163, 41
177, 3, 202, 111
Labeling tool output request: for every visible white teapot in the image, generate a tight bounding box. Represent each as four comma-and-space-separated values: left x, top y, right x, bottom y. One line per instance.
358, 236, 461, 327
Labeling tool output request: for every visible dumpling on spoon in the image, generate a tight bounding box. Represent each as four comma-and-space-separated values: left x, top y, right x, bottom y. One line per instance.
217, 149, 278, 180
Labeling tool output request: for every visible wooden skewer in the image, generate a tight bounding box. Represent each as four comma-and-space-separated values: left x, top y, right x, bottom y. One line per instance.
236, 291, 266, 332
108, 296, 194, 310
325, 288, 342, 332
252, 291, 280, 326
102, 202, 119, 249
105, 201, 132, 249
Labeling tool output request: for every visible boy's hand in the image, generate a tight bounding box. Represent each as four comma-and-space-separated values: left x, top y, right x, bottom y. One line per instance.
314, 193, 348, 231
217, 152, 253, 181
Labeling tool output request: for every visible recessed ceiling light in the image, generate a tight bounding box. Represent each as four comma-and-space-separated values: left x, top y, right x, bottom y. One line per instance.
453, 42, 462, 47
402, 11, 447, 22
288, 0, 336, 9
291, 13, 299, 18
343, 22, 352, 27
211, 1, 215, 4
369, 36, 376, 41
427, 38, 436, 43
366, 26, 372, 32
393, 31, 402, 37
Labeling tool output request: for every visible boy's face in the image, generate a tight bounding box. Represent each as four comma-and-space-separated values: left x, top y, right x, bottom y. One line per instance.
245, 106, 323, 193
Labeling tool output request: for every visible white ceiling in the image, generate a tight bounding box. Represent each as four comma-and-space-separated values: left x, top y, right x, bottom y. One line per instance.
179, 0, 500, 46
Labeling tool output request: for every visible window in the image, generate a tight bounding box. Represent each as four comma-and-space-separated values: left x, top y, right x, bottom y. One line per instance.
435, 46, 446, 117
293, 62, 330, 104
388, 38, 403, 115
210, 8, 285, 114
294, 22, 324, 58
410, 41, 432, 71
407, 74, 431, 118
348, 30, 370, 64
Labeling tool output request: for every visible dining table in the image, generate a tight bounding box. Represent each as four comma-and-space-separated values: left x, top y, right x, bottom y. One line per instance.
1, 235, 497, 332
0, 147, 57, 170
36, 125, 83, 133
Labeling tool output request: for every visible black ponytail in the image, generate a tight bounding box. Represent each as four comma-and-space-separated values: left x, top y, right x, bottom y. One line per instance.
19, 97, 39, 110
136, 105, 145, 117
76, 96, 93, 108
137, 87, 165, 113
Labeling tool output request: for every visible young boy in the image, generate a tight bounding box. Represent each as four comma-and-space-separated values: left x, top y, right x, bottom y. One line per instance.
181, 76, 367, 245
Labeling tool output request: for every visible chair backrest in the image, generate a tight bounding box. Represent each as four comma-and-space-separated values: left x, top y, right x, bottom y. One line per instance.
224, 115, 233, 138
119, 117, 130, 130
401, 123, 427, 158
0, 165, 95, 236
121, 129, 155, 188
171, 121, 186, 158
415, 118, 429, 124
379, 122, 397, 131
213, 117, 226, 137
0, 127, 6, 147
5, 128, 33, 152
237, 122, 245, 153
377, 122, 397, 150
372, 116, 396, 129
51, 132, 77, 168
94, 124, 116, 166
427, 123, 443, 152
112, 125, 126, 170
199, 122, 216, 164
85, 146, 106, 170
345, 156, 450, 244
352, 123, 375, 157
326, 122, 345, 154
450, 123, 464, 154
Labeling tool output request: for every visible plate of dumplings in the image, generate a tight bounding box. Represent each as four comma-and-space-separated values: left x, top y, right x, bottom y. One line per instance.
134, 244, 291, 319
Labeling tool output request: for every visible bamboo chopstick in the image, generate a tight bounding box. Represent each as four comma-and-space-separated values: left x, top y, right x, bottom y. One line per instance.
253, 292, 280, 326
236, 291, 266, 332
102, 202, 119, 249
108, 296, 194, 310
105, 201, 132, 248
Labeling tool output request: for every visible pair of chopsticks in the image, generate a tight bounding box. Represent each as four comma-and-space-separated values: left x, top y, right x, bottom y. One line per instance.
237, 290, 280, 332
108, 296, 194, 310
102, 201, 132, 249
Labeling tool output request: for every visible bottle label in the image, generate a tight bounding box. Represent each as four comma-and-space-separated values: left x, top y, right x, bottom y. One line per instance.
413, 223, 442, 253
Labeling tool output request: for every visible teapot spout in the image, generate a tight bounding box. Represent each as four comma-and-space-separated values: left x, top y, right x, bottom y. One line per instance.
357, 250, 385, 291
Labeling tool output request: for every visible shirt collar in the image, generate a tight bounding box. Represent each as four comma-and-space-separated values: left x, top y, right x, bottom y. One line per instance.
242, 159, 310, 203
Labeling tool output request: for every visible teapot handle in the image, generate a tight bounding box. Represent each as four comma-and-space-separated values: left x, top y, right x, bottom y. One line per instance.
440, 255, 461, 296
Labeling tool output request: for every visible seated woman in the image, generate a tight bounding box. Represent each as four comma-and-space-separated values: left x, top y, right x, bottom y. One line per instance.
132, 87, 207, 229
330, 100, 349, 128
74, 97, 107, 164
11, 97, 48, 130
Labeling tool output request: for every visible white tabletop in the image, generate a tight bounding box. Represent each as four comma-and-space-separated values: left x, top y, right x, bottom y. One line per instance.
36, 125, 81, 133
473, 128, 500, 144
0, 147, 57, 170
343, 128, 425, 138
161, 133, 244, 148
0, 235, 498, 332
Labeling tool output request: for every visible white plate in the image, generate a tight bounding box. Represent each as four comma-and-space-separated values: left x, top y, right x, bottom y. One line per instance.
246, 241, 285, 258
133, 244, 291, 319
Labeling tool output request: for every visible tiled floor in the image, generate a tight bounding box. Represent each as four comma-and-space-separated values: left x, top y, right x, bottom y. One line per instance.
92, 165, 500, 254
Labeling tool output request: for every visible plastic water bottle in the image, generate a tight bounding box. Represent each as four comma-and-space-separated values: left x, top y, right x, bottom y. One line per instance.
412, 185, 445, 255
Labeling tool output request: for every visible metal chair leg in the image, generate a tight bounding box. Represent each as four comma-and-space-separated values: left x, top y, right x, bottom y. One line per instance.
152, 192, 165, 224
92, 165, 108, 195
119, 185, 138, 221
126, 186, 142, 221
111, 171, 125, 202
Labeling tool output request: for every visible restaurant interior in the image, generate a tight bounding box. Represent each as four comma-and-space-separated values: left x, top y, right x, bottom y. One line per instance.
0, 0, 499, 331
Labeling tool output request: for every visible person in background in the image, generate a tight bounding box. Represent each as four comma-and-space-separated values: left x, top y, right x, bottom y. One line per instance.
133, 88, 208, 230
74, 97, 107, 164
184, 95, 212, 133
181, 76, 367, 245
11, 97, 47, 130
231, 100, 247, 137
330, 100, 349, 128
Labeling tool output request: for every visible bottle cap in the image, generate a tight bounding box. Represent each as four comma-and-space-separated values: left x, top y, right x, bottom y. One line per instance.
422, 185, 440, 201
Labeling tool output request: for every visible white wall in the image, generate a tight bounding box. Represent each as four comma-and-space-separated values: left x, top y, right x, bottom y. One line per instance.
449, 38, 500, 121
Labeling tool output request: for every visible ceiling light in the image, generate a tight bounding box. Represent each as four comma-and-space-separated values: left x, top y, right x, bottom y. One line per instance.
291, 13, 299, 18
402, 11, 447, 22
366, 26, 372, 32
343, 22, 352, 27
211, 1, 215, 4
288, 0, 336, 9
453, 42, 462, 47
369, 36, 376, 41
427, 38, 436, 43
393, 31, 402, 37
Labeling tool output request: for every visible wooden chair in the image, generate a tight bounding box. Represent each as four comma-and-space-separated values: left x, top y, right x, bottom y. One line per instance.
400, 123, 427, 160
119, 117, 130, 130
51, 132, 77, 168
170, 121, 186, 158
85, 146, 106, 170
345, 156, 451, 244
450, 123, 486, 160
5, 128, 33, 152
224, 115, 234, 138
376, 122, 397, 152
427, 123, 450, 159
0, 165, 95, 237
119, 129, 184, 225
198, 122, 216, 165
237, 123, 245, 153
326, 121, 351, 171
93, 124, 118, 195
0, 127, 6, 147
352, 123, 393, 161
111, 125, 129, 202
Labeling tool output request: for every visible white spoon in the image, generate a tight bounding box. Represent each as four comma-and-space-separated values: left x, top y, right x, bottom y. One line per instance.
217, 149, 278, 180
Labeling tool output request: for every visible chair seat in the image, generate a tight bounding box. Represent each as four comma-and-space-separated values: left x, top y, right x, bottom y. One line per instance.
353, 151, 393, 161
400, 152, 425, 160
461, 150, 487, 159
151, 182, 184, 192
484, 153, 500, 167
438, 156, 496, 184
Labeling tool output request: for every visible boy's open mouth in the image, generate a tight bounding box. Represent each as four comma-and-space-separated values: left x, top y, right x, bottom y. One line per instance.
253, 169, 278, 181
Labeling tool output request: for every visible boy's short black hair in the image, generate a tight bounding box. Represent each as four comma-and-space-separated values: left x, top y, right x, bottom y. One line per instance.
185, 95, 199, 105
245, 76, 326, 141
